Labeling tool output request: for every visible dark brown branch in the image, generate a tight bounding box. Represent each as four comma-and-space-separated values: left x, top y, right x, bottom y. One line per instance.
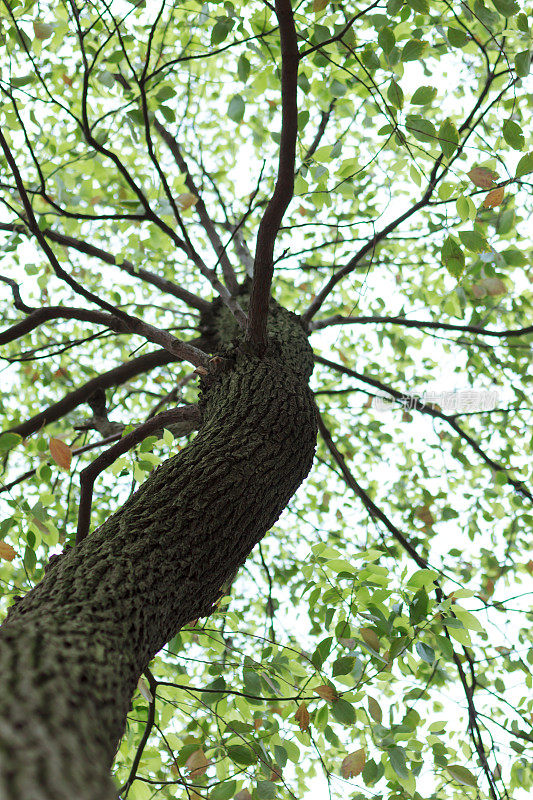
315, 355, 532, 502
0, 225, 208, 316
118, 669, 157, 796
0, 304, 129, 346
247, 0, 299, 353
309, 314, 533, 339
3, 346, 207, 439
76, 405, 201, 543
0, 139, 210, 366
153, 120, 240, 295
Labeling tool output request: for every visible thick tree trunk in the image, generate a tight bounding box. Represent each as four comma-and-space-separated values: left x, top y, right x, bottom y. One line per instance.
0, 302, 317, 799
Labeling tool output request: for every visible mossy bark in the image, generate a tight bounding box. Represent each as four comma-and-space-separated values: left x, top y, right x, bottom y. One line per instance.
0, 302, 317, 799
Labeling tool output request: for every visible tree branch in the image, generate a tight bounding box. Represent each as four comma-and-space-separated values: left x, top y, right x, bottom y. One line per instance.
3, 346, 210, 439
247, 0, 299, 353
309, 314, 533, 339
153, 120, 240, 295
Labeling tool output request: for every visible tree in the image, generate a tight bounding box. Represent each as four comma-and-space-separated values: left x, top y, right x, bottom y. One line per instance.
0, 0, 531, 798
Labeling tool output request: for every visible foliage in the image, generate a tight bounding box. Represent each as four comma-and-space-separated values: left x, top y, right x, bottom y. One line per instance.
0, 0, 532, 799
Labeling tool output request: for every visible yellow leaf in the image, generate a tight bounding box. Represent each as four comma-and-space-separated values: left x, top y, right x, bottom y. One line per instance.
49, 438, 72, 471
314, 684, 339, 703
360, 627, 381, 652
341, 749, 366, 779
295, 702, 310, 731
467, 166, 498, 188
483, 186, 505, 208
176, 192, 198, 210
0, 542, 17, 561
368, 696, 383, 723
185, 748, 210, 778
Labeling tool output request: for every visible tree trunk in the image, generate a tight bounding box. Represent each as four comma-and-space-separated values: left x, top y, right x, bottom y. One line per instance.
0, 301, 317, 799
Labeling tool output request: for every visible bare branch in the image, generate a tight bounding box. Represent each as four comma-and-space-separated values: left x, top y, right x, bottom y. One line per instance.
309, 314, 533, 339
247, 0, 299, 353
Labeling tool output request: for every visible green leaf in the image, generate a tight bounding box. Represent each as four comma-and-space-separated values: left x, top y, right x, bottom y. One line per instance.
407, 0, 429, 12
226, 744, 257, 766
378, 27, 395, 54
211, 18, 233, 46
415, 641, 435, 663
210, 780, 237, 800
447, 764, 478, 786
238, 54, 251, 83
409, 586, 429, 624
387, 79, 404, 109
447, 27, 468, 47
227, 94, 245, 123
459, 230, 489, 253
201, 677, 227, 705
389, 746, 408, 779
0, 432, 22, 453
514, 50, 531, 78
491, 0, 519, 17
402, 39, 428, 62
273, 745, 288, 768
256, 780, 277, 799
362, 44, 381, 70
438, 119, 459, 158
331, 698, 356, 725
405, 115, 436, 143
503, 119, 525, 150
515, 152, 533, 178
410, 85, 437, 105
98, 71, 115, 88
332, 656, 355, 676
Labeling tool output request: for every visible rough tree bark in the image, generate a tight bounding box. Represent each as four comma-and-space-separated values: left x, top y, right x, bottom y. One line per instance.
0, 299, 317, 799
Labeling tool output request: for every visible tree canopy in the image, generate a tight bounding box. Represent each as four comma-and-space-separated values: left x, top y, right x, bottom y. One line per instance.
0, 1, 532, 799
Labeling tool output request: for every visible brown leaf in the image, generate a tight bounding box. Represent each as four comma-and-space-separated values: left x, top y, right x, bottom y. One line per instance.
368, 696, 383, 723
314, 684, 339, 703
49, 438, 72, 471
341, 749, 366, 779
313, 0, 329, 10
467, 166, 498, 188
415, 504, 435, 527
0, 542, 17, 561
483, 186, 505, 208
295, 702, 310, 731
176, 192, 198, 210
360, 627, 381, 652
525, 560, 533, 574
235, 791, 252, 800
484, 277, 507, 296
270, 767, 283, 782
185, 748, 210, 778
338, 637, 357, 649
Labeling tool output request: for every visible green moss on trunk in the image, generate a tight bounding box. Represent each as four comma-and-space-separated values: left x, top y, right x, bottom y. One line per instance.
0, 303, 317, 800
